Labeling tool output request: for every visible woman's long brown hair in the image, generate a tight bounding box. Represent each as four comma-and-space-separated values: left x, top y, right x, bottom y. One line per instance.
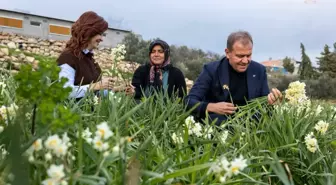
65, 11, 108, 58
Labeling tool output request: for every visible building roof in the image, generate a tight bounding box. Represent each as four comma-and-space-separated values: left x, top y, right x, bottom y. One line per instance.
260, 59, 283, 67
0, 8, 131, 33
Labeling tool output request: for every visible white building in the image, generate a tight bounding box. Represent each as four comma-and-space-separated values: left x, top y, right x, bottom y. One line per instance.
261, 57, 301, 75
0, 8, 131, 48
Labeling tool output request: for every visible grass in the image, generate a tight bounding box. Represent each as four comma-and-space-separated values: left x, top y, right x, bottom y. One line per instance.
0, 48, 335, 185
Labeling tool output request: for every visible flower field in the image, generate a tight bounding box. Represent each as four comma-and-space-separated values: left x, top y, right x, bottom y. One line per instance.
0, 50, 335, 185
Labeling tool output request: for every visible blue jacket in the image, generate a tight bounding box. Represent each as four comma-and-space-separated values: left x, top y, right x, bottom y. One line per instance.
185, 57, 270, 122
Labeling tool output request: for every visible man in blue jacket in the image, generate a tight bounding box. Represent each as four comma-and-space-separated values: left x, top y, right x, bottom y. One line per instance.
185, 31, 282, 125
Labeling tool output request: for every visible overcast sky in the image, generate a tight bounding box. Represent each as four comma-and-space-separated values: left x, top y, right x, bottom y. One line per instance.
3, 0, 336, 64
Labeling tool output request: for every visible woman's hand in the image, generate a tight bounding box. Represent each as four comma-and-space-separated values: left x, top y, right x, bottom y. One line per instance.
90, 77, 114, 91
124, 85, 135, 96
113, 84, 135, 96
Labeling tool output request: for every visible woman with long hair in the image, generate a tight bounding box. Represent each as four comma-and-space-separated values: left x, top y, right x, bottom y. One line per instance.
131, 39, 187, 101
57, 11, 119, 99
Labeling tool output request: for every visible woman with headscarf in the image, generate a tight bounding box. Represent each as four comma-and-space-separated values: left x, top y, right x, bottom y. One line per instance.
131, 39, 187, 101
57, 11, 133, 100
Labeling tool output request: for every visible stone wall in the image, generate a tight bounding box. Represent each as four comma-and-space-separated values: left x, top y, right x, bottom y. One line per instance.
0, 31, 194, 90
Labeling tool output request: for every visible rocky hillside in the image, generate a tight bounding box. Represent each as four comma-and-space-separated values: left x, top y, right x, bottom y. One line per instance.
0, 32, 139, 72
0, 32, 194, 90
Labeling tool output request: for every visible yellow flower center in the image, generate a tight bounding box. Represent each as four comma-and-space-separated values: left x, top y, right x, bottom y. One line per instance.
231, 166, 239, 173
99, 129, 105, 137
33, 141, 40, 148
49, 140, 57, 147
96, 141, 102, 147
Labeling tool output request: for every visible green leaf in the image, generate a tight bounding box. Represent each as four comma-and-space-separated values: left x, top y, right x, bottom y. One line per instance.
83, 142, 99, 162
308, 155, 325, 171
149, 163, 212, 184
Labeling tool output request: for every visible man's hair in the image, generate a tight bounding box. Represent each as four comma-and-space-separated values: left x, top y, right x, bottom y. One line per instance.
226, 31, 253, 51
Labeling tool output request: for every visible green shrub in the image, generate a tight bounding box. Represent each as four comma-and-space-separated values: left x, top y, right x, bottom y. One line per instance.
268, 74, 336, 100
268, 75, 299, 92
304, 75, 336, 99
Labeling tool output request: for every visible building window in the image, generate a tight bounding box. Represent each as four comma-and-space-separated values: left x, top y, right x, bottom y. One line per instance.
49, 24, 71, 35
30, 21, 41, 26
0, 17, 23, 28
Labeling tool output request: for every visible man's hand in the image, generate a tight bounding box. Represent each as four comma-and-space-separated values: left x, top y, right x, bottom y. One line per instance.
268, 88, 283, 105
206, 102, 237, 115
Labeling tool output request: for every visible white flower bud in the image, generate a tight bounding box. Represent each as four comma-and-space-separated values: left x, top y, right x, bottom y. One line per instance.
45, 153, 52, 161
28, 155, 34, 162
